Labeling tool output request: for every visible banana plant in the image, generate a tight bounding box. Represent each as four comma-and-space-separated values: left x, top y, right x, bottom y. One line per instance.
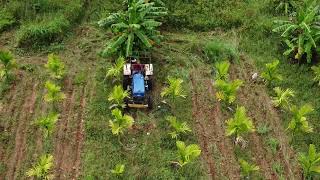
109, 108, 134, 136
106, 56, 125, 81
273, 0, 320, 63
226, 106, 255, 139
44, 81, 66, 104
161, 77, 186, 103
272, 87, 295, 110
239, 159, 260, 178
108, 85, 129, 109
274, 0, 298, 14
214, 79, 243, 104
33, 112, 59, 138
175, 141, 201, 167
287, 104, 314, 134
261, 60, 283, 84
214, 60, 230, 81
26, 154, 54, 180
98, 0, 167, 57
111, 163, 125, 176
298, 144, 320, 179
45, 53, 65, 80
0, 50, 17, 81
166, 116, 191, 139
311, 65, 320, 86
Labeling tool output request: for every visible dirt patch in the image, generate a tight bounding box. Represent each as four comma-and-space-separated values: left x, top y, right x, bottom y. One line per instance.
71, 85, 88, 179
53, 78, 76, 179
5, 82, 38, 180
190, 68, 240, 179
229, 56, 300, 179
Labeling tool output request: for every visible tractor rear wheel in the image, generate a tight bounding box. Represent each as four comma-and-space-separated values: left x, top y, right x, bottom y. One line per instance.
123, 76, 130, 90
147, 96, 153, 109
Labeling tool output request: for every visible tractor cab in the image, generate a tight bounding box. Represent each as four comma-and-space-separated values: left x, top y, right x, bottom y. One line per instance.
123, 57, 153, 109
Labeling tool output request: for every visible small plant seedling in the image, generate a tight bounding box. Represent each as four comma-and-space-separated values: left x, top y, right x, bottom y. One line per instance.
0, 50, 17, 82
267, 137, 280, 155
239, 159, 260, 178
26, 154, 54, 179
271, 87, 295, 110
45, 53, 65, 80
257, 123, 270, 135
33, 112, 59, 138
108, 85, 129, 109
213, 60, 230, 81
298, 144, 320, 179
272, 162, 284, 179
215, 79, 243, 104
109, 108, 134, 136
261, 60, 282, 84
111, 164, 125, 176
175, 141, 201, 167
166, 116, 191, 139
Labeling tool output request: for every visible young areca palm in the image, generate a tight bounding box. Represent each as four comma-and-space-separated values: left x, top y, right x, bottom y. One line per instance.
298, 144, 320, 179
108, 85, 129, 109
44, 81, 66, 103
273, 0, 320, 63
34, 112, 59, 138
161, 77, 186, 102
26, 154, 54, 179
109, 108, 134, 136
215, 79, 243, 104
98, 0, 167, 57
311, 65, 320, 86
261, 60, 282, 84
45, 54, 65, 80
239, 159, 260, 178
0, 50, 17, 81
175, 141, 201, 167
111, 164, 125, 176
166, 116, 191, 139
214, 60, 230, 80
271, 87, 295, 110
106, 56, 125, 81
226, 106, 255, 139
287, 104, 314, 134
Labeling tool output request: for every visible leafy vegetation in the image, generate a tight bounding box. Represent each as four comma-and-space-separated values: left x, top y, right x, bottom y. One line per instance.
271, 87, 295, 110
111, 163, 125, 176
98, 0, 167, 57
311, 65, 320, 86
106, 56, 125, 81
273, 0, 320, 63
287, 104, 314, 134
213, 61, 230, 81
109, 108, 134, 136
161, 77, 186, 102
0, 50, 16, 81
166, 116, 191, 139
33, 112, 59, 138
298, 144, 320, 179
44, 81, 66, 104
26, 154, 54, 179
205, 40, 239, 63
226, 106, 255, 139
175, 141, 201, 167
108, 85, 129, 109
215, 79, 243, 104
239, 159, 260, 178
45, 54, 65, 80
261, 60, 283, 84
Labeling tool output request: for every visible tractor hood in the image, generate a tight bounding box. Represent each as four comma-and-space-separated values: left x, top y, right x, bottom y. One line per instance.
132, 73, 145, 97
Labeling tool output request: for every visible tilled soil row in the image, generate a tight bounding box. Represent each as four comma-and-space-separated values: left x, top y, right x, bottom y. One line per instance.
230, 58, 300, 179
5, 82, 38, 180
190, 69, 240, 179
54, 78, 76, 179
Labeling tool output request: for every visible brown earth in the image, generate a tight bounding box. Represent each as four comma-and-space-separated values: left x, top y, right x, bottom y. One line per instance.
190, 67, 240, 179
5, 82, 38, 180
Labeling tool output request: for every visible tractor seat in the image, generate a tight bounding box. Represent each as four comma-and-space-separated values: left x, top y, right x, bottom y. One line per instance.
132, 73, 145, 97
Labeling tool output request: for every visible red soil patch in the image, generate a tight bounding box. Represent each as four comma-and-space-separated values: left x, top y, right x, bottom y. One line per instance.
190, 69, 240, 179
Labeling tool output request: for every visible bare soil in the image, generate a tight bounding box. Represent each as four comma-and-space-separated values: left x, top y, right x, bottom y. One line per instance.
190, 68, 240, 179
5, 82, 38, 180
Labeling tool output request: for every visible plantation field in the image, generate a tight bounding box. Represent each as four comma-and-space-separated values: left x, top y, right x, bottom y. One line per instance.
1, 0, 320, 179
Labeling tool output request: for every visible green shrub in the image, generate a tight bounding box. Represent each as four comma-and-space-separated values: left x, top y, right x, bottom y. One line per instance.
16, 15, 70, 47
0, 10, 15, 32
205, 40, 239, 63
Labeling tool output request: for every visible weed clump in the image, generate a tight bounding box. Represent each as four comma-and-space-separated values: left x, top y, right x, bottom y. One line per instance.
204, 40, 239, 63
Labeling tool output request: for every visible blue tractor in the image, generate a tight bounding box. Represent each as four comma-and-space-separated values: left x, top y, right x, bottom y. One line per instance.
123, 58, 153, 109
